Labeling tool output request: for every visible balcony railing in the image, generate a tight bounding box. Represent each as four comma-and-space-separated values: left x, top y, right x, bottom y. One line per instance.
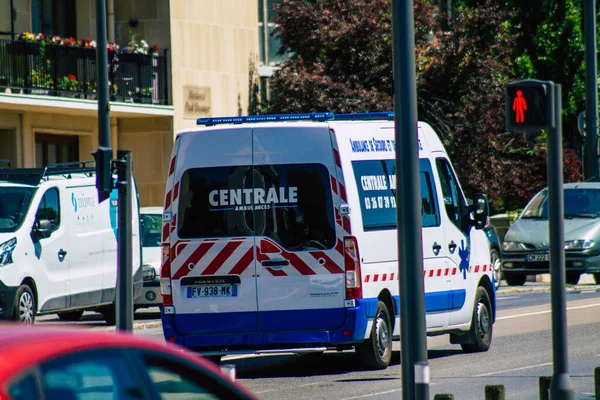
0, 39, 171, 105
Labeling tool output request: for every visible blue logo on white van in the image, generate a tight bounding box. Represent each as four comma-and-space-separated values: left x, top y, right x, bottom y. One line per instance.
458, 239, 470, 279
71, 193, 96, 212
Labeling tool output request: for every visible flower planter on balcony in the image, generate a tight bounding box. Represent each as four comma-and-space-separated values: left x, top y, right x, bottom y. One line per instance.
0, 37, 171, 105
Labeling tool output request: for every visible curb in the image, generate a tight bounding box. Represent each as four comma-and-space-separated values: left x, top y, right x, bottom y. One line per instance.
497, 284, 600, 296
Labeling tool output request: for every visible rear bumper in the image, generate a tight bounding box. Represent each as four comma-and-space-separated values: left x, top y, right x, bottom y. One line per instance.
0, 280, 17, 319
161, 299, 375, 351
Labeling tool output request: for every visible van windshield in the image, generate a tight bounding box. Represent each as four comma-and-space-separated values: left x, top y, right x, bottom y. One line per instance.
521, 188, 600, 219
177, 164, 336, 251
140, 213, 162, 247
0, 186, 36, 232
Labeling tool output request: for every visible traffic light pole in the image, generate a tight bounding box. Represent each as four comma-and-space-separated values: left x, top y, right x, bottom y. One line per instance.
547, 84, 574, 400
584, 0, 599, 181
115, 150, 133, 332
392, 0, 429, 399
95, 0, 110, 148
93, 0, 134, 333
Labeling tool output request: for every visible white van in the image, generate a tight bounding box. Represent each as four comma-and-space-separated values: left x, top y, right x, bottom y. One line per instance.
159, 112, 495, 369
0, 161, 142, 324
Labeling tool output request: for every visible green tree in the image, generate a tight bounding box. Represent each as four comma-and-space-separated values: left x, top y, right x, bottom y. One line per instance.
268, 0, 583, 212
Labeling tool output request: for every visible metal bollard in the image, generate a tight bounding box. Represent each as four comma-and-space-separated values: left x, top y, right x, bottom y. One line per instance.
485, 384, 505, 400
539, 376, 551, 400
220, 364, 236, 381
414, 361, 430, 399
433, 394, 455, 400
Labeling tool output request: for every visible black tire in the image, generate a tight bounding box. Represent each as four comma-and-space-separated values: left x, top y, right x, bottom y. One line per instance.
594, 273, 600, 285
491, 249, 502, 291
57, 310, 84, 322
100, 305, 116, 325
504, 272, 527, 286
566, 272, 580, 285
12, 284, 35, 324
355, 301, 393, 370
461, 286, 493, 353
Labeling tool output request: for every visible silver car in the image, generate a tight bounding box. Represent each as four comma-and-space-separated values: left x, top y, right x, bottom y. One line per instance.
135, 206, 163, 310
502, 182, 600, 286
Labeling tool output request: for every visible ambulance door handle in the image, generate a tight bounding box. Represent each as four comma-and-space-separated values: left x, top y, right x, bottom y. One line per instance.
261, 259, 290, 269
432, 242, 442, 256
58, 249, 67, 260
448, 241, 457, 254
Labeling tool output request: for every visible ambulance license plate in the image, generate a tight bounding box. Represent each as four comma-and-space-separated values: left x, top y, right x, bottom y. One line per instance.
187, 284, 237, 298
526, 253, 549, 262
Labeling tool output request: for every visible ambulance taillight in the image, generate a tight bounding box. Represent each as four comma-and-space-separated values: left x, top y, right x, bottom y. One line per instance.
344, 236, 363, 299
160, 243, 173, 306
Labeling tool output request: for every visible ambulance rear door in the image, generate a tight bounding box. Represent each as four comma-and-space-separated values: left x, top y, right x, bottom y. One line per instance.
169, 127, 259, 335
252, 125, 346, 332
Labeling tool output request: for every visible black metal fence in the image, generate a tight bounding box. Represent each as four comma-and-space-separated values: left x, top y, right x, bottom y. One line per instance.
0, 39, 171, 105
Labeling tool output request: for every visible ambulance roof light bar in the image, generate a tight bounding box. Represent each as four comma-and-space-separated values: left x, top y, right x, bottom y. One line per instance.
196, 111, 395, 126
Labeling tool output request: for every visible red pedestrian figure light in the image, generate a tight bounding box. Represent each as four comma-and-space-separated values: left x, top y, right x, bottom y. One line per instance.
513, 89, 527, 123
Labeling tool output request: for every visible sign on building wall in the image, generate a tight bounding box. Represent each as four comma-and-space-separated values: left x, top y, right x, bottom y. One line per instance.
183, 86, 211, 118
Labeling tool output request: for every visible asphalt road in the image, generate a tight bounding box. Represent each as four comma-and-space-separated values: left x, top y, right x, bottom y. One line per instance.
36, 282, 600, 399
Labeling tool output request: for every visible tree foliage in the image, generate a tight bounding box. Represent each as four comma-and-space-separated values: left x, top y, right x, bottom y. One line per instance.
267, 0, 583, 212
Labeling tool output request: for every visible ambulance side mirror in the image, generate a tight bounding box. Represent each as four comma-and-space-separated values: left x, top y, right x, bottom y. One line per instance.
470, 193, 489, 230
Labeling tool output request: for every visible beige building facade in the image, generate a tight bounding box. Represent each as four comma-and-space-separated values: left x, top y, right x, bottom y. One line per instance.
0, 0, 260, 206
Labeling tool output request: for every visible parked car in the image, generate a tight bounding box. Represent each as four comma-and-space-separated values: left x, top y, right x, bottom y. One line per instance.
0, 325, 258, 400
136, 207, 163, 310
502, 182, 600, 286
484, 224, 503, 290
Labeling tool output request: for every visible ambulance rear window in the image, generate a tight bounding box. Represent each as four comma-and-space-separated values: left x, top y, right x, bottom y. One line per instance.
177, 163, 336, 250
351, 159, 440, 230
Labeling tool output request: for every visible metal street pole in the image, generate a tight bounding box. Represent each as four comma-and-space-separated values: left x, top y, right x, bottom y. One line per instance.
392, 0, 429, 399
116, 150, 133, 332
584, 0, 599, 181
96, 0, 110, 148
547, 84, 574, 400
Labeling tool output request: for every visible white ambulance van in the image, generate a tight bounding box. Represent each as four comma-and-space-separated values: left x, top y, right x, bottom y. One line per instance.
0, 161, 142, 324
160, 112, 495, 369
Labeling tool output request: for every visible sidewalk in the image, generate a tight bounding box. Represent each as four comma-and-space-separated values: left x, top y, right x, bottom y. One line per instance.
497, 273, 600, 295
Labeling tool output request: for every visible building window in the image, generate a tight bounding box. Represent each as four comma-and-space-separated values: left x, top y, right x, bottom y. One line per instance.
35, 133, 79, 167
31, 0, 76, 38
257, 0, 287, 69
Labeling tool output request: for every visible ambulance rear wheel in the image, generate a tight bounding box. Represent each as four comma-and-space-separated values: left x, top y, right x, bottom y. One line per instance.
461, 286, 493, 353
355, 301, 392, 370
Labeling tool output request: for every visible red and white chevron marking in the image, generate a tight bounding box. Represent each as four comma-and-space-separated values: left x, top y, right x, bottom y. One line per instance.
169, 237, 345, 281
363, 264, 490, 282
162, 148, 178, 244
329, 129, 352, 236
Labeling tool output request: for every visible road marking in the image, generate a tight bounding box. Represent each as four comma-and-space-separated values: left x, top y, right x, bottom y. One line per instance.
496, 296, 518, 300
297, 382, 327, 387
497, 302, 600, 320
474, 362, 553, 377
341, 389, 401, 399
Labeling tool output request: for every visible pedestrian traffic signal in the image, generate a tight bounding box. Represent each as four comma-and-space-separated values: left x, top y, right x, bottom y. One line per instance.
505, 80, 554, 133
92, 146, 113, 202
